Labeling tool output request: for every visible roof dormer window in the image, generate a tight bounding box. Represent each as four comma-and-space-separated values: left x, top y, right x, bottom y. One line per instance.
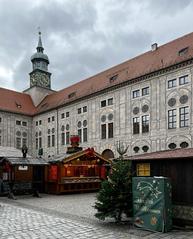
178, 47, 189, 56
109, 74, 118, 83
15, 102, 22, 108
68, 92, 76, 98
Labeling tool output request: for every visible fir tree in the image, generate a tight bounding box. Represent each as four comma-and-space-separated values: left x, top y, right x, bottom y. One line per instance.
94, 160, 132, 222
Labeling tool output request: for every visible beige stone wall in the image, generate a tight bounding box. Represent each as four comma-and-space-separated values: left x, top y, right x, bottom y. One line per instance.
0, 111, 33, 155
1, 64, 193, 159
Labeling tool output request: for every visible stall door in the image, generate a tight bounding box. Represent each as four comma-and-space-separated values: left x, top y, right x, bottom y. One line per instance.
33, 166, 45, 193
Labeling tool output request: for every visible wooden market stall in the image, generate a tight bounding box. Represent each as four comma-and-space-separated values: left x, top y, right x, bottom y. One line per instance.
0, 156, 48, 196
129, 147, 193, 226
46, 147, 111, 194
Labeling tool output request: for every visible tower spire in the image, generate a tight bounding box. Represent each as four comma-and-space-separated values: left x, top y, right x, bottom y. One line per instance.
36, 30, 44, 53
30, 30, 51, 89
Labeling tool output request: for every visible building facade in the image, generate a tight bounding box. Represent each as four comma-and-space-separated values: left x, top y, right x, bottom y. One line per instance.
0, 32, 193, 159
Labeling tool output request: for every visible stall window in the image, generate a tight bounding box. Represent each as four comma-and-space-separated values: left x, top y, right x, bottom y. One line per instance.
137, 163, 150, 176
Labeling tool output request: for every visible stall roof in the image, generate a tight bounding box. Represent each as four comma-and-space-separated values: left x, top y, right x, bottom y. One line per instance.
0, 157, 48, 165
128, 148, 193, 161
48, 148, 112, 164
0, 146, 30, 158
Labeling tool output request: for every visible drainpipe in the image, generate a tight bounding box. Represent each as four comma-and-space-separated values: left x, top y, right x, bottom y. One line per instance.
56, 109, 59, 155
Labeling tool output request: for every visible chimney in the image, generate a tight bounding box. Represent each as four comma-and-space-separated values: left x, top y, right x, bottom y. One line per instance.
151, 43, 158, 51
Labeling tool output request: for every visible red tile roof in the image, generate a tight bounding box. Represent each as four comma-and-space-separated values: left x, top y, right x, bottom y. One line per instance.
0, 88, 36, 116
128, 148, 193, 161
2, 32, 193, 115
36, 32, 193, 113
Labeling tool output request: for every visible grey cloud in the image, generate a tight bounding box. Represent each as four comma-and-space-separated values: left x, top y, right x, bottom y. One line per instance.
146, 0, 193, 15
0, 0, 193, 92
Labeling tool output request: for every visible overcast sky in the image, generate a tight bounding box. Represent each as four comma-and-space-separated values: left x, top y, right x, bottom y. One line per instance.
0, 0, 193, 92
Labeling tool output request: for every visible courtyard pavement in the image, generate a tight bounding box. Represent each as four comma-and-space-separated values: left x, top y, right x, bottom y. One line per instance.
0, 193, 193, 239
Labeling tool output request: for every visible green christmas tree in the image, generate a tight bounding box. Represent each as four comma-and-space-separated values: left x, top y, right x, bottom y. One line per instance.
94, 160, 132, 222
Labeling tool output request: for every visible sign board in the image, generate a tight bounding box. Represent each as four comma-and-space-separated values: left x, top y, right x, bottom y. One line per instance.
132, 177, 172, 232
18, 166, 28, 171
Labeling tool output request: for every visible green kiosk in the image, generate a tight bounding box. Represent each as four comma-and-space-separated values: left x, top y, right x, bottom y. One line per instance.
132, 177, 172, 232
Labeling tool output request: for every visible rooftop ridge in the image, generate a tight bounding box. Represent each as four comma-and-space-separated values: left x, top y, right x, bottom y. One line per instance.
56, 32, 193, 94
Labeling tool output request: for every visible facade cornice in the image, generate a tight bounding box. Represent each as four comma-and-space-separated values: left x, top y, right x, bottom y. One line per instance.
0, 109, 33, 117
35, 57, 193, 117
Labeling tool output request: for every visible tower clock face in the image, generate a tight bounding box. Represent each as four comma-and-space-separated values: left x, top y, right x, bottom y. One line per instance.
30, 73, 38, 86
30, 72, 50, 88
39, 73, 49, 87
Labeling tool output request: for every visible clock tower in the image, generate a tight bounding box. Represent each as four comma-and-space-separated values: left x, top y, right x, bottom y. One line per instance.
29, 31, 51, 89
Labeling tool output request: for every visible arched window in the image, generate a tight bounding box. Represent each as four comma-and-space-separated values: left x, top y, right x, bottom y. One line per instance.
102, 149, 114, 160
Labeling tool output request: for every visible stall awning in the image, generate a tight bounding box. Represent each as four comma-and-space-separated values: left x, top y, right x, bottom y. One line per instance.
127, 148, 193, 161
0, 157, 48, 166
48, 148, 112, 164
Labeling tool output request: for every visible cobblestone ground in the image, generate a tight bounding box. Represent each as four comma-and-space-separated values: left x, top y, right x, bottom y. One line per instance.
0, 193, 193, 239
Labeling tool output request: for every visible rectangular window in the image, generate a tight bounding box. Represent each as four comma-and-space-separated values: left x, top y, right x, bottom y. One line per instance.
83, 106, 87, 113
61, 133, 65, 145
36, 138, 38, 149
22, 138, 27, 147
168, 109, 176, 129
48, 117, 50, 123
180, 106, 189, 127
142, 115, 150, 133
39, 120, 42, 125
47, 135, 51, 148
133, 117, 140, 134
78, 129, 82, 143
83, 128, 87, 142
22, 121, 27, 126
179, 75, 189, 85
101, 100, 106, 108
137, 163, 150, 176
66, 132, 70, 145
108, 123, 113, 138
52, 116, 55, 121
61, 113, 65, 119
36, 121, 38, 126
78, 108, 81, 114
101, 124, 106, 139
52, 135, 55, 147
142, 87, 149, 96
16, 120, 21, 125
108, 98, 113, 106
132, 90, 140, 98
168, 79, 177, 88
39, 137, 42, 148
66, 112, 69, 118
0, 117, 2, 123
16, 137, 21, 149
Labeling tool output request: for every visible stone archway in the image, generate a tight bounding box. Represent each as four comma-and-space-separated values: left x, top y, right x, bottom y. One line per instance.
102, 149, 115, 160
